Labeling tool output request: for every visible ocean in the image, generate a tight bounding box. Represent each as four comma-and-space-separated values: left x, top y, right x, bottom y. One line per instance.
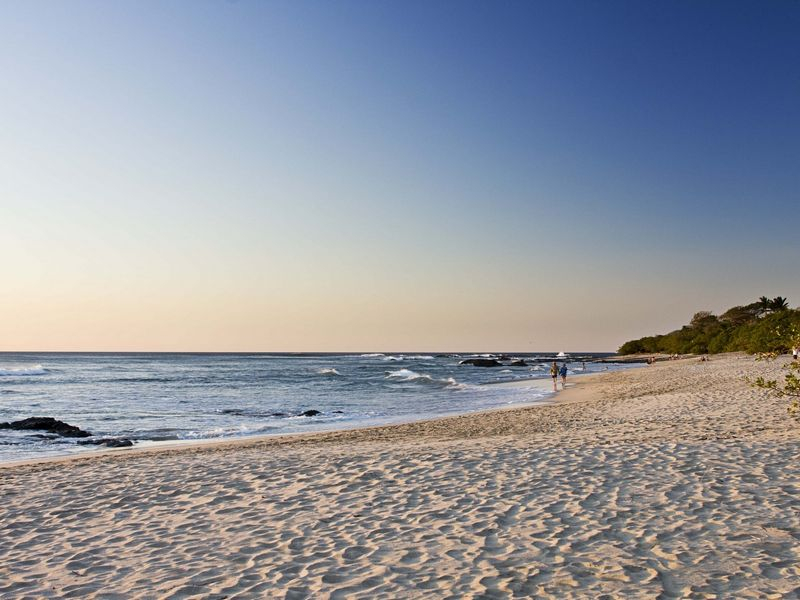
0, 352, 629, 462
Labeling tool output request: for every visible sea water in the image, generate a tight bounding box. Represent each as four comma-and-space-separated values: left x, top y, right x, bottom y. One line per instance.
0, 352, 630, 462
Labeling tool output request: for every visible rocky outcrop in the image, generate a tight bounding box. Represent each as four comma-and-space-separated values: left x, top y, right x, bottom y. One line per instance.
301, 410, 321, 417
459, 358, 503, 367
0, 417, 91, 438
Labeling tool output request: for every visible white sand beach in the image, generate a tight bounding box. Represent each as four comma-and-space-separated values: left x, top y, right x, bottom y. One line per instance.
1, 354, 799, 598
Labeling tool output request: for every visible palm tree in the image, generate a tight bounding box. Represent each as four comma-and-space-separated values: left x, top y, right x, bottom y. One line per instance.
758, 296, 772, 315
770, 296, 789, 312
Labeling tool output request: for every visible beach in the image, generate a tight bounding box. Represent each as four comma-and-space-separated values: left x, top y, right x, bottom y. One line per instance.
1, 354, 799, 598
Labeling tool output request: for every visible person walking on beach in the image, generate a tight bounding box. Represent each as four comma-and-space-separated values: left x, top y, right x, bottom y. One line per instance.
550, 361, 559, 391
559, 363, 568, 388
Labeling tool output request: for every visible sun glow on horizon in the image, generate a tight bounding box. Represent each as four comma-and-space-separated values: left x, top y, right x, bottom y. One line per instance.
2, 2, 798, 352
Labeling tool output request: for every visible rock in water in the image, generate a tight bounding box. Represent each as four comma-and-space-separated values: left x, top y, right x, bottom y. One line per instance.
300, 410, 321, 417
78, 438, 134, 448
459, 358, 503, 367
510, 359, 528, 367
0, 417, 92, 438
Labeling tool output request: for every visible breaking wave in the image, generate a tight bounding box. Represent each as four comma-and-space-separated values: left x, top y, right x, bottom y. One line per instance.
317, 368, 342, 376
181, 423, 280, 439
0, 365, 48, 376
385, 369, 461, 387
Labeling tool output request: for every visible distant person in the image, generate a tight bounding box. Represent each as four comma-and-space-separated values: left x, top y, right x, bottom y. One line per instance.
559, 363, 568, 388
793, 347, 798, 361
550, 361, 559, 391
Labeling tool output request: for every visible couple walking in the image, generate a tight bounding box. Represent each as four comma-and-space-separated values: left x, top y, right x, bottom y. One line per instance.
550, 361, 568, 391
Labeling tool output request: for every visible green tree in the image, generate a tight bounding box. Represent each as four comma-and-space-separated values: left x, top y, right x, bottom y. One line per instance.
770, 296, 789, 312
618, 297, 797, 355
719, 304, 760, 326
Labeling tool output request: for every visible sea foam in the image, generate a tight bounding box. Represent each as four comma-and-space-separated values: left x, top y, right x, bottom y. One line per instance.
0, 365, 47, 376
386, 369, 460, 387
317, 368, 342, 376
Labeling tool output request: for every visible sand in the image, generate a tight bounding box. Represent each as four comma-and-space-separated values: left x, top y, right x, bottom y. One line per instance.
1, 354, 799, 598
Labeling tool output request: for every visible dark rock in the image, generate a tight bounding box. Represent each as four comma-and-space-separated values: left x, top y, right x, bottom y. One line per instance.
300, 410, 321, 417
333, 410, 344, 414
459, 358, 502, 367
271, 412, 287, 417
510, 359, 528, 367
0, 417, 91, 438
78, 438, 134, 448
106, 439, 133, 448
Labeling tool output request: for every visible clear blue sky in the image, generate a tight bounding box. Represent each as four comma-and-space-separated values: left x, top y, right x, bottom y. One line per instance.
1, 1, 798, 351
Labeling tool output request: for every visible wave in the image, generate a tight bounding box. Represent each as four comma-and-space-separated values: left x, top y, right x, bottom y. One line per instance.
403, 355, 435, 360
385, 369, 461, 387
181, 423, 280, 440
110, 377, 177, 383
381, 356, 403, 362
0, 365, 48, 376
360, 353, 385, 358
317, 368, 341, 376
218, 408, 288, 418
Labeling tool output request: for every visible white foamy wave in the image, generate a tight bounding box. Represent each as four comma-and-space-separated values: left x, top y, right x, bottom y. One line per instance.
181, 423, 277, 439
499, 369, 512, 373
403, 355, 435, 360
385, 368, 419, 379
360, 353, 385, 358
381, 356, 403, 362
317, 368, 341, 376
385, 369, 461, 387
0, 365, 48, 376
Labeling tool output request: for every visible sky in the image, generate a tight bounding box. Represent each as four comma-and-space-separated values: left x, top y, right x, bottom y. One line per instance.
1, 0, 798, 352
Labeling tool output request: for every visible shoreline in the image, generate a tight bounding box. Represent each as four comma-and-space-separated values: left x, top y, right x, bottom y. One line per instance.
0, 373, 587, 470
3, 353, 798, 598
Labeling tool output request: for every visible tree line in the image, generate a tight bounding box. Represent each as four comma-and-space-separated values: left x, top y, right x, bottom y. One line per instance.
618, 296, 800, 355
